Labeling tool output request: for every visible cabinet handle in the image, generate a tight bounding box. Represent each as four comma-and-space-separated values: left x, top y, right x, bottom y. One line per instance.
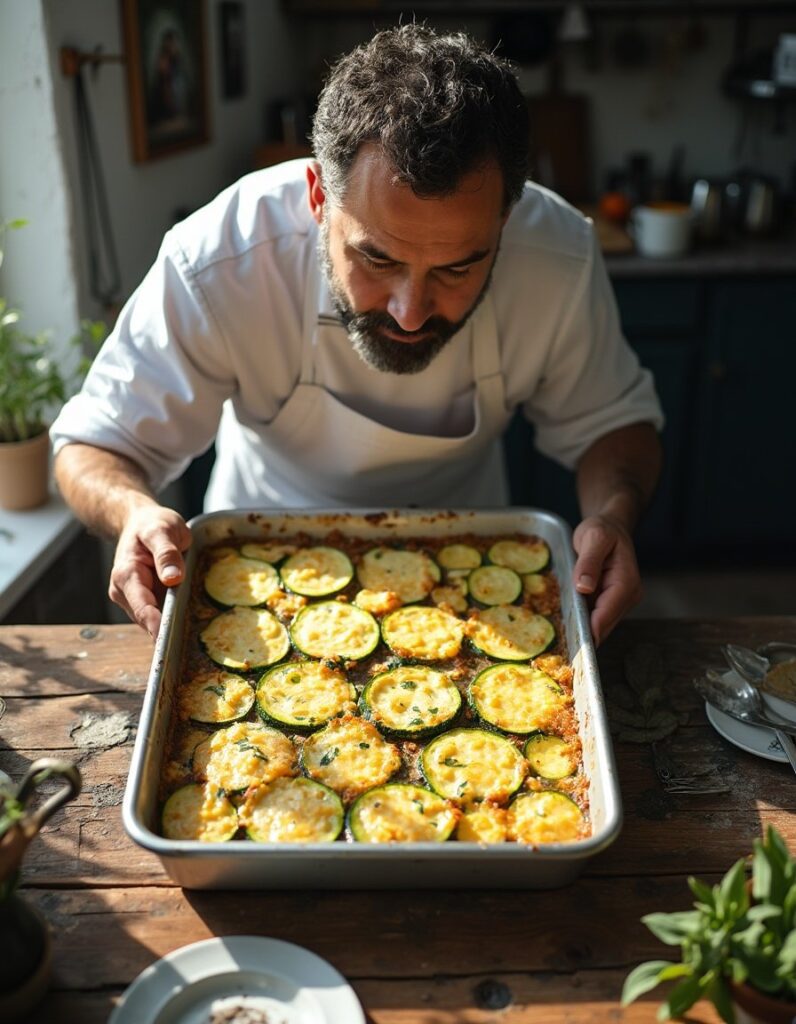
708, 360, 728, 380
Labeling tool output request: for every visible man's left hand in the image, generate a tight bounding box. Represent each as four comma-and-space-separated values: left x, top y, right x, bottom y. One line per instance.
571, 513, 643, 646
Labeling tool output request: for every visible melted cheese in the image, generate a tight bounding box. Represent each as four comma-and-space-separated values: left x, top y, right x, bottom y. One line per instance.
201, 606, 290, 670
162, 784, 238, 842
351, 784, 459, 843
357, 548, 439, 603
382, 606, 464, 660
431, 581, 468, 614
353, 589, 404, 616
365, 666, 460, 733
456, 803, 508, 843
192, 721, 296, 791
467, 606, 554, 660
178, 670, 255, 724
257, 662, 355, 727
507, 790, 584, 844
291, 601, 379, 660
280, 546, 353, 596
239, 777, 342, 842
524, 734, 577, 780
302, 715, 401, 796
423, 729, 526, 802
204, 554, 281, 606
469, 664, 568, 734
240, 542, 297, 564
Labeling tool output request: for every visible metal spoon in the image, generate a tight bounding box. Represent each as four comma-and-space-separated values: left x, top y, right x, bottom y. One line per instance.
695, 670, 796, 773
723, 643, 768, 685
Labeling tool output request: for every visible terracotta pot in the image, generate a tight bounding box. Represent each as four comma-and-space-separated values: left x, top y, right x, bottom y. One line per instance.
729, 980, 796, 1024
0, 431, 50, 510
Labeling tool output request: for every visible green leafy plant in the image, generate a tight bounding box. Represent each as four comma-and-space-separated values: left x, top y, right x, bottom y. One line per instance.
622, 825, 796, 1022
0, 219, 105, 443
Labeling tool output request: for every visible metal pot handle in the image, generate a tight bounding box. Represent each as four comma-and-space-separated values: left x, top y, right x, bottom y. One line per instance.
15, 759, 82, 837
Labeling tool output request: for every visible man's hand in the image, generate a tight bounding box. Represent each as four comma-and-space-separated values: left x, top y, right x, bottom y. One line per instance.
109, 506, 193, 639
572, 513, 643, 646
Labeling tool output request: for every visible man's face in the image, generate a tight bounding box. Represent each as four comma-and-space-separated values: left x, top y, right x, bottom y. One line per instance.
309, 144, 506, 374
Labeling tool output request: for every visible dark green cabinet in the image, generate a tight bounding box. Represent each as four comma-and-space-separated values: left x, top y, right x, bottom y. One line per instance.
505, 273, 796, 567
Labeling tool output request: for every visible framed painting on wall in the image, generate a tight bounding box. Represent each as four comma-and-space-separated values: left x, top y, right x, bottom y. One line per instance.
121, 0, 210, 162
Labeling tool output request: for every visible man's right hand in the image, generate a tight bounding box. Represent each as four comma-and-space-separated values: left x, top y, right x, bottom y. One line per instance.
108, 506, 193, 639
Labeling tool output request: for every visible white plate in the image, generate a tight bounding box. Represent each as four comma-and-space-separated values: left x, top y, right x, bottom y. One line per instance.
109, 936, 366, 1024
704, 702, 788, 764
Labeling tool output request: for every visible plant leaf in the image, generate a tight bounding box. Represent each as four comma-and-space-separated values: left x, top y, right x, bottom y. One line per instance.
663, 973, 706, 1019
621, 960, 677, 1005
643, 910, 702, 945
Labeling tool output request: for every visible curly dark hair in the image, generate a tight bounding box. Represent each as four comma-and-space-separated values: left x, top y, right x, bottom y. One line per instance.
311, 24, 530, 210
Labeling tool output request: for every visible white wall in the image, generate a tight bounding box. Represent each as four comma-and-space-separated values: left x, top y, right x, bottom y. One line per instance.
0, 0, 302, 359
0, 0, 80, 357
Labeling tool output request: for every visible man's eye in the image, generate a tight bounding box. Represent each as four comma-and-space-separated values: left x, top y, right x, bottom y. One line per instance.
443, 266, 471, 279
361, 254, 393, 271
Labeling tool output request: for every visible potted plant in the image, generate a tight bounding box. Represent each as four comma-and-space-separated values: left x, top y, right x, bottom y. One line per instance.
0, 219, 104, 510
622, 825, 796, 1024
0, 760, 81, 1023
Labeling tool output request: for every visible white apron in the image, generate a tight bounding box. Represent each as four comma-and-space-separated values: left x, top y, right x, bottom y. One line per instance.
205, 254, 513, 510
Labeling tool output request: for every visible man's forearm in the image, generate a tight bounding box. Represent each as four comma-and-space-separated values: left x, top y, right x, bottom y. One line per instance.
575, 423, 662, 533
54, 444, 160, 539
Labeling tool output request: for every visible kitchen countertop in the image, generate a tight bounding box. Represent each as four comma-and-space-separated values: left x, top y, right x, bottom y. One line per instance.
3, 617, 796, 1022
605, 231, 796, 277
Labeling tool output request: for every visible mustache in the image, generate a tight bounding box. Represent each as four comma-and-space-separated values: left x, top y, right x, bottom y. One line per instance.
341, 308, 456, 341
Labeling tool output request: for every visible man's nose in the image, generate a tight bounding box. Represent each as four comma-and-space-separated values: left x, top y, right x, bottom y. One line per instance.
386, 276, 434, 334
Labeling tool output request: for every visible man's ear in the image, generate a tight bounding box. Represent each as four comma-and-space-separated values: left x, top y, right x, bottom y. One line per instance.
307, 161, 326, 225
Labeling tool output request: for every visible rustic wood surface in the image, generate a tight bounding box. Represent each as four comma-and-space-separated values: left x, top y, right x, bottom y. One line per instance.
2, 618, 795, 1023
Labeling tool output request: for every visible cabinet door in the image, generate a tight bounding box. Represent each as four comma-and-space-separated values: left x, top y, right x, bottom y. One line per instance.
687, 279, 796, 551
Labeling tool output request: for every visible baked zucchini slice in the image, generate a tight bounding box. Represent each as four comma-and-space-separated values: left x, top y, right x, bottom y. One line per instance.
239, 776, 344, 843
523, 573, 548, 597
524, 733, 577, 780
456, 802, 508, 843
192, 721, 296, 792
360, 666, 461, 738
200, 606, 290, 671
255, 661, 356, 731
161, 783, 238, 842
178, 670, 255, 725
290, 601, 380, 661
436, 544, 482, 571
421, 728, 526, 802
348, 783, 459, 843
279, 546, 354, 597
301, 714, 401, 797
488, 538, 550, 574
467, 606, 555, 661
357, 547, 441, 603
204, 553, 282, 607
468, 664, 567, 734
507, 790, 585, 844
381, 606, 464, 660
240, 542, 297, 564
468, 565, 522, 606
430, 579, 468, 614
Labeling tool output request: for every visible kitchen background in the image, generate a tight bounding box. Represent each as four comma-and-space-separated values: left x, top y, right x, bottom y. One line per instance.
0, 0, 794, 624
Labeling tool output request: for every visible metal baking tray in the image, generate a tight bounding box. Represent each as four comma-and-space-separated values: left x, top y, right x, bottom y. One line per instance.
123, 508, 622, 889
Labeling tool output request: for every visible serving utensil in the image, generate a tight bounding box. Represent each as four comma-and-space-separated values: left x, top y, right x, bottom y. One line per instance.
723, 642, 796, 708
695, 670, 796, 773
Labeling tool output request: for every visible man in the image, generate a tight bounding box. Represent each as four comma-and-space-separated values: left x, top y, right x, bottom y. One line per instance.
52, 25, 663, 645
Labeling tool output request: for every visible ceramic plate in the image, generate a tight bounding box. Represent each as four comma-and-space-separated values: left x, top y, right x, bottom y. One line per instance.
108, 935, 366, 1024
704, 702, 788, 764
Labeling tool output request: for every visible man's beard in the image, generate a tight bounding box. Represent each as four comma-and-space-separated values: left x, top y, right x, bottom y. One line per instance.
317, 217, 495, 375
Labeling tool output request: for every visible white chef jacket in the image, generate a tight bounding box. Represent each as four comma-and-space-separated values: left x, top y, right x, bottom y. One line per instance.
51, 159, 663, 511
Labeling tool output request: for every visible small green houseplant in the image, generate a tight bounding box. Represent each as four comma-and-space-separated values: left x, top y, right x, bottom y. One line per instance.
622, 825, 796, 1023
0, 219, 104, 509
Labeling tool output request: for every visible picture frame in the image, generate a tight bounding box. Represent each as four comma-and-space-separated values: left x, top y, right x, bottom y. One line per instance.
219, 1, 246, 100
121, 0, 210, 162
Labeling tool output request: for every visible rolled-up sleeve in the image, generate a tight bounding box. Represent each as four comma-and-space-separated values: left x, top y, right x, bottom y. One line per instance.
523, 227, 664, 470
51, 233, 235, 492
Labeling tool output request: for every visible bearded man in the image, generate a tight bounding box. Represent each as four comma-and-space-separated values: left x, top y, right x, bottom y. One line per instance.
52, 24, 663, 643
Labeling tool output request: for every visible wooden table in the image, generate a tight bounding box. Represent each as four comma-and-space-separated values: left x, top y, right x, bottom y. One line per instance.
2, 618, 795, 1023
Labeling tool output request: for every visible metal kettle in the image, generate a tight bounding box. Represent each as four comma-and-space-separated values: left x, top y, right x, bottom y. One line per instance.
690, 179, 725, 242
743, 176, 779, 235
